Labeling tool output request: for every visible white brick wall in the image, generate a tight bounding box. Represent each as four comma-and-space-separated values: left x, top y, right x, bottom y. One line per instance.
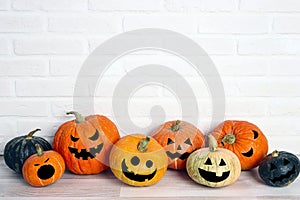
1, 0, 300, 154
0, 38, 9, 55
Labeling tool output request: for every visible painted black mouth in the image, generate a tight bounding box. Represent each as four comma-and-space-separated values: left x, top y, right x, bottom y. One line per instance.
68, 143, 103, 160
37, 165, 55, 180
198, 168, 230, 183
121, 159, 157, 182
166, 151, 191, 160
269, 166, 296, 184
242, 148, 254, 157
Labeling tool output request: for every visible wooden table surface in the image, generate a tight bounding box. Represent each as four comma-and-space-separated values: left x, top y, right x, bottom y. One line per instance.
0, 156, 299, 200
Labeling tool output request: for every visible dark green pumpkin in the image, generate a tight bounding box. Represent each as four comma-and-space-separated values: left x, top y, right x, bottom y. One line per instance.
4, 129, 52, 174
258, 150, 300, 187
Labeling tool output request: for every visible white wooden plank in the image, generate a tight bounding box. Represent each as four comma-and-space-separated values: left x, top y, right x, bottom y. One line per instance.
120, 170, 300, 198
1, 156, 300, 199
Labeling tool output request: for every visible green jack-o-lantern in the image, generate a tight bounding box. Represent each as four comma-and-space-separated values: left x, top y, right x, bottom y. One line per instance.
259, 150, 300, 187
186, 135, 241, 187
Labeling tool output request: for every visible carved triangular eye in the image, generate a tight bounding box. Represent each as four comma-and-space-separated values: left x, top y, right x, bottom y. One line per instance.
184, 138, 192, 146
167, 138, 174, 145
219, 159, 226, 166
269, 163, 276, 170
283, 159, 290, 165
89, 130, 99, 141
205, 158, 212, 165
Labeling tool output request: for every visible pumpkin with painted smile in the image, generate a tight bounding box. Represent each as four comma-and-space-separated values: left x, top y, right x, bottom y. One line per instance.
109, 134, 168, 186
186, 135, 241, 187
53, 111, 120, 174
211, 120, 268, 170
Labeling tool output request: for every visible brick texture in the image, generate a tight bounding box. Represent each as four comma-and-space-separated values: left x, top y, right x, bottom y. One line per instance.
0, 0, 300, 153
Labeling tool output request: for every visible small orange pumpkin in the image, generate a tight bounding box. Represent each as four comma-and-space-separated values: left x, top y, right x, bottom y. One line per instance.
52, 111, 120, 174
22, 144, 65, 187
109, 134, 168, 186
152, 120, 205, 170
211, 120, 268, 170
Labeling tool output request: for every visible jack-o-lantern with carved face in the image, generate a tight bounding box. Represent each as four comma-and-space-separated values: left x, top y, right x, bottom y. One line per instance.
109, 134, 168, 186
259, 150, 300, 187
186, 135, 241, 187
211, 120, 268, 170
53, 111, 120, 174
22, 144, 65, 187
152, 120, 205, 170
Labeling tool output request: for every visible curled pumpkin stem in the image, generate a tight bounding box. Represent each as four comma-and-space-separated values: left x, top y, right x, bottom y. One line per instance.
26, 128, 41, 139
66, 111, 85, 123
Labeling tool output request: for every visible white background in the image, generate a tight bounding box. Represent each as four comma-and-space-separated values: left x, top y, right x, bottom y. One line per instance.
1, 0, 300, 154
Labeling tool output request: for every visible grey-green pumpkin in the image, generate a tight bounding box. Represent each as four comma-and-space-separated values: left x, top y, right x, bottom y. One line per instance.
4, 129, 52, 174
258, 150, 300, 187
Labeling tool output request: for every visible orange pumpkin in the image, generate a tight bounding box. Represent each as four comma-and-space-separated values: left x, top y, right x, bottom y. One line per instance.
109, 134, 168, 186
52, 111, 120, 174
211, 120, 268, 170
152, 120, 205, 170
22, 144, 65, 187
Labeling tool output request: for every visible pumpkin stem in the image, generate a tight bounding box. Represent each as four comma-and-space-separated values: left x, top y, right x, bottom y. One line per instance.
170, 120, 181, 132
66, 111, 85, 123
35, 144, 44, 156
208, 134, 218, 152
222, 133, 236, 145
271, 150, 279, 158
137, 136, 150, 152
26, 128, 41, 139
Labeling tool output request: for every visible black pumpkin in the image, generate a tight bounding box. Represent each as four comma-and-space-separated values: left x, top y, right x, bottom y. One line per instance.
258, 150, 300, 187
4, 129, 52, 174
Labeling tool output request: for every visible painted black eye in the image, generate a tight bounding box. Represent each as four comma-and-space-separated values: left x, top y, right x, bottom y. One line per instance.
205, 158, 212, 165
269, 163, 276, 170
71, 135, 79, 142
252, 130, 259, 139
283, 158, 290, 165
131, 156, 140, 166
34, 164, 40, 166
146, 160, 153, 168
44, 158, 49, 163
184, 138, 192, 146
219, 159, 226, 166
89, 130, 99, 141
167, 138, 174, 145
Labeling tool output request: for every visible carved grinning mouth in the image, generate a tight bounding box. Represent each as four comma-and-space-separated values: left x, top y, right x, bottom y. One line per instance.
166, 151, 191, 160
269, 166, 296, 184
242, 148, 254, 157
121, 159, 157, 182
198, 168, 230, 182
68, 143, 103, 160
